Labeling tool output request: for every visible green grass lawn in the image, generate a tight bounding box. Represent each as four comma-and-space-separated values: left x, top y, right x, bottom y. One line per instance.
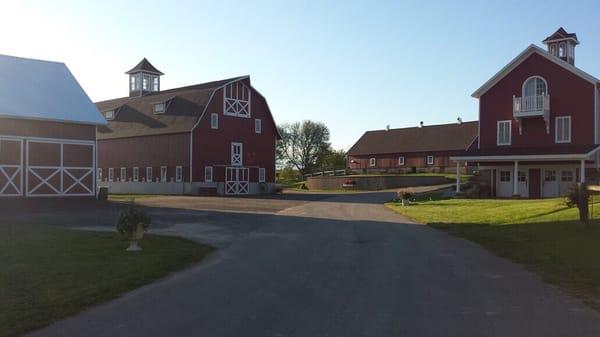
0, 224, 214, 337
387, 196, 600, 310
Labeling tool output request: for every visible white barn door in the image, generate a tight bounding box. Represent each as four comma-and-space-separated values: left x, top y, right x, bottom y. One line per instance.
225, 167, 249, 195
0, 137, 23, 197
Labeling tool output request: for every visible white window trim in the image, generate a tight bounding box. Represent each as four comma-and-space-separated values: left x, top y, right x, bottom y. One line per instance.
223, 81, 251, 118
497, 120, 512, 146
105, 110, 115, 120
555, 116, 571, 143
398, 156, 405, 166
97, 168, 102, 181
146, 167, 153, 182
133, 167, 139, 182
205, 166, 213, 182
176, 166, 183, 182
259, 167, 266, 183
427, 155, 434, 165
369, 158, 376, 167
120, 167, 126, 182
154, 103, 165, 114
160, 166, 167, 182
255, 118, 262, 134
108, 168, 114, 182
521, 76, 549, 97
211, 113, 219, 129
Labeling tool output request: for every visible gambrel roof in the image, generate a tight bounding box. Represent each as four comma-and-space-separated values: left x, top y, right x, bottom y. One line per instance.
96, 76, 247, 139
347, 121, 478, 156
472, 44, 600, 98
0, 54, 106, 126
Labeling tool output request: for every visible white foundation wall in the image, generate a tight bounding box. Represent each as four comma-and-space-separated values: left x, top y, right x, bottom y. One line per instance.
99, 181, 277, 195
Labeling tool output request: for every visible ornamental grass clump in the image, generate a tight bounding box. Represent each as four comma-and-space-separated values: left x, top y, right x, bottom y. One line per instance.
116, 201, 152, 251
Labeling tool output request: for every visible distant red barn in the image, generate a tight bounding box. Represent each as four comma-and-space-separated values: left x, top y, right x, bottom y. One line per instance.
96, 59, 280, 195
0, 54, 105, 198
347, 121, 478, 174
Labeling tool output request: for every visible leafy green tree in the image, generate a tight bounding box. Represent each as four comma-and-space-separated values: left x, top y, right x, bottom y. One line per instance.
277, 120, 331, 176
318, 148, 347, 170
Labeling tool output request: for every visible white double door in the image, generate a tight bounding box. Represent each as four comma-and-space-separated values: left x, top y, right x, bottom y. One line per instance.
542, 168, 576, 198
496, 169, 528, 198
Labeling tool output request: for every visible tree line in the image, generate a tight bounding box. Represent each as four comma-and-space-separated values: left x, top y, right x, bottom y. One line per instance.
277, 120, 346, 176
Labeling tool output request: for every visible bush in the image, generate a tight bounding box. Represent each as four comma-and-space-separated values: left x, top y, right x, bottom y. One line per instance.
116, 201, 152, 240
401, 191, 412, 200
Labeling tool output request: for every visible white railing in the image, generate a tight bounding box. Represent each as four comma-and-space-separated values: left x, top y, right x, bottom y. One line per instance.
513, 95, 550, 117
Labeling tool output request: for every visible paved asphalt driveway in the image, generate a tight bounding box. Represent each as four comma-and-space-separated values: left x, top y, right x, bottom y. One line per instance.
24, 191, 600, 337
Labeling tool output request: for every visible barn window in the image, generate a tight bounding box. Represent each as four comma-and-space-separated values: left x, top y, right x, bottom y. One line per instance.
555, 116, 571, 143
146, 167, 153, 182
108, 168, 114, 182
561, 170, 574, 182
369, 158, 376, 167
154, 103, 165, 114
120, 168, 126, 182
545, 170, 556, 182
255, 119, 262, 134
500, 171, 511, 182
153, 77, 160, 91
223, 81, 251, 118
133, 167, 139, 182
211, 113, 218, 129
259, 168, 266, 182
497, 120, 511, 145
97, 168, 103, 181
522, 76, 548, 97
427, 155, 434, 165
559, 42, 566, 57
205, 166, 213, 182
398, 156, 405, 166
160, 166, 167, 182
176, 166, 183, 182
105, 110, 115, 120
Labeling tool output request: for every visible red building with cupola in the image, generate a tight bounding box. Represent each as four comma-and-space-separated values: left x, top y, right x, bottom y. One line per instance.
453, 28, 600, 198
96, 59, 280, 195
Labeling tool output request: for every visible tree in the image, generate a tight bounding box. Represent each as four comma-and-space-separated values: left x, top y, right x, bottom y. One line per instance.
277, 120, 331, 176
318, 148, 347, 170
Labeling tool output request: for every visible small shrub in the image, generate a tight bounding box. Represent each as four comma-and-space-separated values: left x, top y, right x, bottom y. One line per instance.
116, 201, 152, 240
401, 192, 413, 200
565, 183, 590, 226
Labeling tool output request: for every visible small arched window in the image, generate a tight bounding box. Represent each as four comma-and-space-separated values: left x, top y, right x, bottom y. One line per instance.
522, 76, 548, 97
559, 42, 566, 57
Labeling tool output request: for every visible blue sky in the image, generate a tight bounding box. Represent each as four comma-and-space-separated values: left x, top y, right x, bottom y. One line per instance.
2, 0, 600, 149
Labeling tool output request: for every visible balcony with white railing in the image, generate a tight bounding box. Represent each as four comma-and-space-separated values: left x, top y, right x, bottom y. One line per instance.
513, 95, 550, 118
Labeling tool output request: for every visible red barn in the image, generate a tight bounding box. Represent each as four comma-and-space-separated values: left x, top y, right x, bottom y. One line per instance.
0, 54, 106, 198
96, 59, 279, 195
347, 121, 478, 174
453, 28, 600, 198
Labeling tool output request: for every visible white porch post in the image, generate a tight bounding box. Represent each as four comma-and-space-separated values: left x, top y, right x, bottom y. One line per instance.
456, 161, 460, 193
513, 160, 519, 196
580, 159, 586, 183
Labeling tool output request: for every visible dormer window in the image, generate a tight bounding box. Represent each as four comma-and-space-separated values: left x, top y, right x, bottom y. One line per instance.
105, 110, 115, 120
154, 103, 165, 114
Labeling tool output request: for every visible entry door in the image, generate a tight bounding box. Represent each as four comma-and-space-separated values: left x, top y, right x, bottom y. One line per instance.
558, 169, 576, 196
225, 167, 249, 195
529, 169, 541, 199
542, 169, 558, 197
517, 170, 528, 198
497, 170, 512, 197
231, 142, 243, 166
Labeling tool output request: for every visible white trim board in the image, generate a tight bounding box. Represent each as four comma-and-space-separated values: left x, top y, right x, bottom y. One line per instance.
472, 44, 600, 98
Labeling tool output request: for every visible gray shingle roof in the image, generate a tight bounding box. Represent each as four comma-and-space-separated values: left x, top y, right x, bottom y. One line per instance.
347, 121, 478, 156
96, 76, 247, 139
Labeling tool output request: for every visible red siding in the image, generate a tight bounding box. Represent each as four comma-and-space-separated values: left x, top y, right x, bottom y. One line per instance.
192, 82, 277, 183
0, 118, 95, 140
348, 151, 466, 172
97, 133, 190, 182
479, 53, 596, 149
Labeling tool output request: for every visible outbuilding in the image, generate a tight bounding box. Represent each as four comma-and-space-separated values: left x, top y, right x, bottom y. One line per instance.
0, 54, 106, 198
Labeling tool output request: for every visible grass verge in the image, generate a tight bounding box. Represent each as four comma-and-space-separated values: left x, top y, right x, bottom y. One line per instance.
386, 197, 600, 310
0, 224, 214, 337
